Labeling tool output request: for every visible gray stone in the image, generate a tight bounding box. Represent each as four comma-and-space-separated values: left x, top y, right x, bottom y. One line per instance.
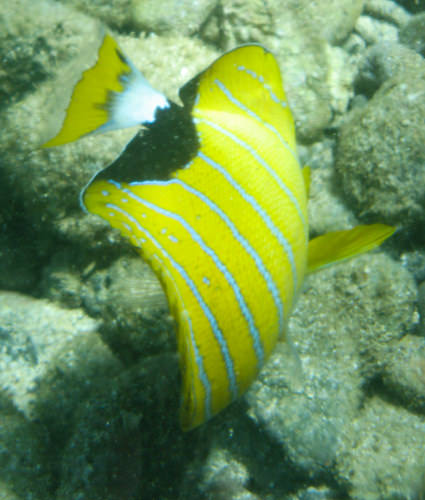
196, 448, 261, 500
246, 253, 417, 479
0, 394, 51, 500
81, 256, 173, 362
419, 280, 425, 336
211, 0, 364, 47
335, 45, 425, 230
336, 397, 425, 500
40, 249, 84, 308
0, 291, 124, 497
131, 0, 218, 36
354, 15, 399, 45
355, 42, 425, 95
56, 355, 181, 500
293, 486, 339, 500
247, 253, 416, 476
400, 12, 425, 56
1, 1, 217, 255
0, 291, 119, 417
396, 0, 424, 14
0, 0, 97, 108
400, 249, 425, 284
202, 0, 365, 142
0, 2, 127, 250
364, 0, 411, 27
0, 233, 38, 293
305, 152, 358, 236
382, 334, 425, 412
53, 0, 133, 31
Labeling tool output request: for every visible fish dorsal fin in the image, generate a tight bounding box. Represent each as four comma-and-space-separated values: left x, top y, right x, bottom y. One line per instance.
307, 224, 395, 274
43, 34, 169, 147
187, 45, 298, 155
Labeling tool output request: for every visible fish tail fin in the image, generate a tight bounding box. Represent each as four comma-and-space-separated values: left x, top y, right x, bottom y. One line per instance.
307, 223, 396, 274
42, 34, 169, 147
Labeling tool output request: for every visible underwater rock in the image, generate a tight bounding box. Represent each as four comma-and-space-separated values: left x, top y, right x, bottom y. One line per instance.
1, 0, 217, 255
300, 138, 365, 238
336, 397, 425, 500
0, 393, 51, 500
118, 34, 218, 103
40, 248, 84, 308
179, 410, 306, 499
396, 0, 424, 14
0, 233, 39, 293
364, 0, 411, 28
0, 291, 125, 498
400, 249, 425, 283
400, 12, 425, 56
355, 41, 425, 96
354, 14, 399, 45
335, 44, 425, 231
204, 0, 364, 142
0, 0, 126, 248
55, 355, 182, 500
0, 0, 98, 108
343, 254, 417, 378
287, 486, 340, 500
306, 158, 358, 236
81, 255, 173, 363
247, 340, 360, 478
131, 0, 218, 35
297, 487, 340, 500
213, 0, 364, 47
382, 334, 425, 412
53, 0, 218, 35
196, 448, 260, 500
246, 253, 417, 478
51, 0, 132, 31
419, 280, 425, 336
296, 0, 365, 45
0, 291, 119, 417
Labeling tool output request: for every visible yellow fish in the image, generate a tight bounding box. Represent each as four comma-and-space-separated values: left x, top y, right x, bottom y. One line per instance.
43, 34, 395, 431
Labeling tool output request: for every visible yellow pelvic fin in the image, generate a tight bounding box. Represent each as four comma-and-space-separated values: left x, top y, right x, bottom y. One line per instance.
307, 224, 395, 274
43, 34, 168, 148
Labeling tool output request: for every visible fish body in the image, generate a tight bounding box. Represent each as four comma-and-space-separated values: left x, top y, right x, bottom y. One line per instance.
43, 35, 394, 430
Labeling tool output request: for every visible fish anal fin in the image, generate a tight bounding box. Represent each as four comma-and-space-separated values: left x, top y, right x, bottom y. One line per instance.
307, 224, 395, 274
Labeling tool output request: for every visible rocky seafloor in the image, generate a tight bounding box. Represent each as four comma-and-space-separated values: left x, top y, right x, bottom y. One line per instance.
1, 0, 425, 498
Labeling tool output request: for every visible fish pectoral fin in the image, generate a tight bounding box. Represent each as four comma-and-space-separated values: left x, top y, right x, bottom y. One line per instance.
42, 34, 169, 148
307, 223, 395, 274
